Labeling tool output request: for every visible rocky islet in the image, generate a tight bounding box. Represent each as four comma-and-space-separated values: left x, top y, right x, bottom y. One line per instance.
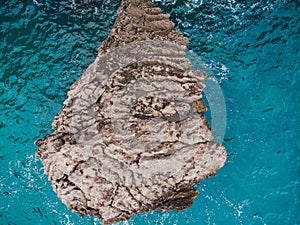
35, 0, 227, 224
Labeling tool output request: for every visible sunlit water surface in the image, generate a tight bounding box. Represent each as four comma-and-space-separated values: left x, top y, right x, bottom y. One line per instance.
0, 0, 299, 224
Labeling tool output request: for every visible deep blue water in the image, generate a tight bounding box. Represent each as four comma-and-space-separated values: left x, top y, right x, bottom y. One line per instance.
0, 0, 299, 224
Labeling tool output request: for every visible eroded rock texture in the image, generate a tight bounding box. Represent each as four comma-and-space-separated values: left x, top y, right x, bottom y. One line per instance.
35, 0, 226, 224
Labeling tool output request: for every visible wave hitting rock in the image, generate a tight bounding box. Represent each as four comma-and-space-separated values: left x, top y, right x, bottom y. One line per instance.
35, 0, 227, 224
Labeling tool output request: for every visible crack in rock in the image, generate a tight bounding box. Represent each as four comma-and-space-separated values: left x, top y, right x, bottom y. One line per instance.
35, 0, 226, 224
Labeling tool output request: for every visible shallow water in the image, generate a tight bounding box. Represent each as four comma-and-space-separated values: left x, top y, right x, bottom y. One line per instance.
0, 0, 299, 224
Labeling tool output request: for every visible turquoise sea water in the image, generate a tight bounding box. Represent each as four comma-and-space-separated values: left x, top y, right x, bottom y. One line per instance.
0, 0, 299, 224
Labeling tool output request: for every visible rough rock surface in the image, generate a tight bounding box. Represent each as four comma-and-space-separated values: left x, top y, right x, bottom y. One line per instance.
35, 0, 226, 224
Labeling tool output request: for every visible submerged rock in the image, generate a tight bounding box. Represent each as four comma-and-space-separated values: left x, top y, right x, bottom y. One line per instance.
35, 0, 226, 224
